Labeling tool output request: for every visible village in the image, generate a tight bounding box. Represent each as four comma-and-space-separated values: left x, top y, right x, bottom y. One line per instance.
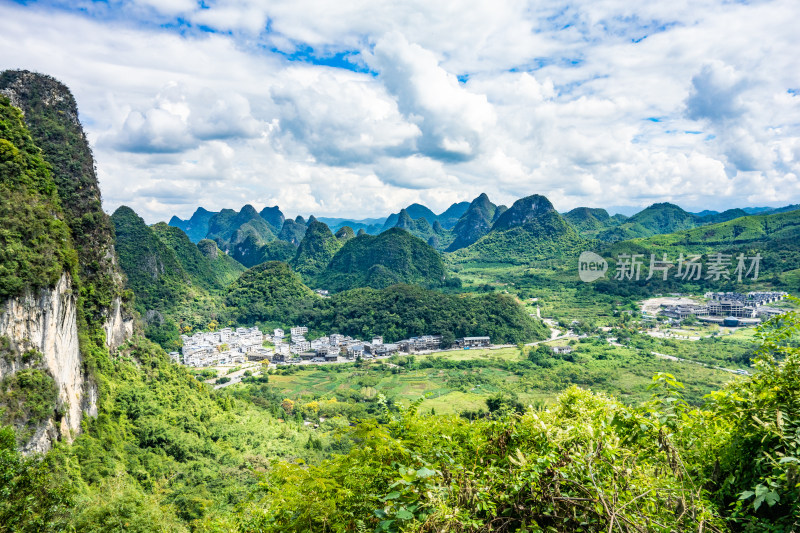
172, 326, 492, 368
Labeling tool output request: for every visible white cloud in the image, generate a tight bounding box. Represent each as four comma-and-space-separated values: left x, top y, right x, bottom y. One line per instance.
366, 32, 496, 162
270, 66, 419, 165
685, 62, 747, 124
0, 0, 799, 223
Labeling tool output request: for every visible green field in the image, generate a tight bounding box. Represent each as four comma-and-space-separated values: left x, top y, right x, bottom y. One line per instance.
260, 339, 740, 416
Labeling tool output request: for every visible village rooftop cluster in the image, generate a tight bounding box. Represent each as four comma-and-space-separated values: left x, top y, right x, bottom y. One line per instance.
173, 326, 491, 367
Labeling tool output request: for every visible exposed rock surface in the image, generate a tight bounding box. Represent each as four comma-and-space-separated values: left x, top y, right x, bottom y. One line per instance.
0, 274, 90, 453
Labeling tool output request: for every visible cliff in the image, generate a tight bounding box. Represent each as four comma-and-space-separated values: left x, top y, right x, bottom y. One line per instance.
0, 70, 134, 351
0, 71, 133, 453
0, 274, 90, 453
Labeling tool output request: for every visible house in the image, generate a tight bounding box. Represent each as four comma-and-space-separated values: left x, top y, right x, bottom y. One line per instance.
291, 326, 309, 337
346, 344, 364, 358
311, 337, 330, 350
454, 336, 491, 348
551, 346, 573, 355
401, 335, 442, 352
374, 343, 399, 356
247, 347, 273, 361
315, 345, 330, 357
291, 340, 311, 354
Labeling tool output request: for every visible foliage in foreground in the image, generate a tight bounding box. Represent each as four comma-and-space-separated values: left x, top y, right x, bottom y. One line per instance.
1, 313, 798, 531
234, 311, 800, 532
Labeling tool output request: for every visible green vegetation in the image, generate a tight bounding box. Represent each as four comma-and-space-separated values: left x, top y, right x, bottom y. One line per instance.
226, 261, 316, 325
113, 206, 231, 349
0, 369, 57, 429
152, 223, 244, 290
277, 218, 307, 244
6, 73, 800, 531
599, 202, 702, 242
0, 426, 73, 532
291, 219, 342, 278
0, 96, 76, 299
450, 195, 587, 265
317, 228, 446, 291
388, 209, 455, 250
334, 225, 355, 241
112, 206, 191, 314
47, 336, 352, 530
206, 204, 276, 253
446, 193, 501, 251
225, 263, 544, 345
234, 237, 297, 267
259, 205, 285, 232
195, 238, 247, 285
307, 284, 547, 345
563, 206, 620, 237
169, 207, 217, 243
229, 313, 800, 531
0, 70, 125, 330
264, 341, 733, 415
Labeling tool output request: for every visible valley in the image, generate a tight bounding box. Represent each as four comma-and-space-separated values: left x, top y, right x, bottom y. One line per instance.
2, 69, 799, 532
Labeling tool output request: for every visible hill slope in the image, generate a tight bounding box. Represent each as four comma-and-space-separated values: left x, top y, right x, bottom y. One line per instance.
112, 207, 191, 314
446, 193, 500, 251
226, 261, 317, 324
152, 223, 245, 289
452, 194, 586, 263
0, 70, 129, 334
317, 228, 446, 291
564, 207, 617, 236
168, 207, 217, 243
196, 238, 247, 284
207, 204, 276, 253
291, 220, 342, 278
0, 96, 75, 299
308, 284, 548, 344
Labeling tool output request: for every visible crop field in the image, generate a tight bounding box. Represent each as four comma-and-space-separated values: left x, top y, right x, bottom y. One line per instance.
262, 340, 739, 415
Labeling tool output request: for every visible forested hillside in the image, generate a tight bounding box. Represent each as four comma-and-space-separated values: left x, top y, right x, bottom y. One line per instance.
0, 96, 75, 299
451, 194, 587, 264
317, 228, 447, 291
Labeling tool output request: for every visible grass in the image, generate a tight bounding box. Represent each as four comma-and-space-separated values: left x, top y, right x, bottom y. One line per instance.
259, 339, 737, 414
416, 346, 525, 362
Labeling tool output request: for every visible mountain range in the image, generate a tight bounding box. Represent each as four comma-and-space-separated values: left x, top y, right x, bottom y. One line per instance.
169, 197, 800, 259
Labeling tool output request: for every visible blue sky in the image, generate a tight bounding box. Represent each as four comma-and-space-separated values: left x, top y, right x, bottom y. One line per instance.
2, 0, 799, 222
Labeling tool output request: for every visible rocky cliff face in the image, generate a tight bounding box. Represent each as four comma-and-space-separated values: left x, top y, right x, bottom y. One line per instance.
0, 274, 91, 454
0, 70, 135, 454
0, 70, 135, 347
446, 193, 499, 251
103, 296, 135, 351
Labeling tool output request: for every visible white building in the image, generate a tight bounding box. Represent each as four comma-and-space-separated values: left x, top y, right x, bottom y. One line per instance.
291, 326, 308, 337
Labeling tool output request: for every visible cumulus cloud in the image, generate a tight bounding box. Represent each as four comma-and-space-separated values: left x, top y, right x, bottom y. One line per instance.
270, 67, 419, 165
107, 82, 264, 153
113, 107, 197, 153
685, 62, 748, 124
2, 0, 800, 222
366, 32, 496, 162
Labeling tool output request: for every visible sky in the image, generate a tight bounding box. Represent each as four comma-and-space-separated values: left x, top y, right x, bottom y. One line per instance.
2, 0, 799, 223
